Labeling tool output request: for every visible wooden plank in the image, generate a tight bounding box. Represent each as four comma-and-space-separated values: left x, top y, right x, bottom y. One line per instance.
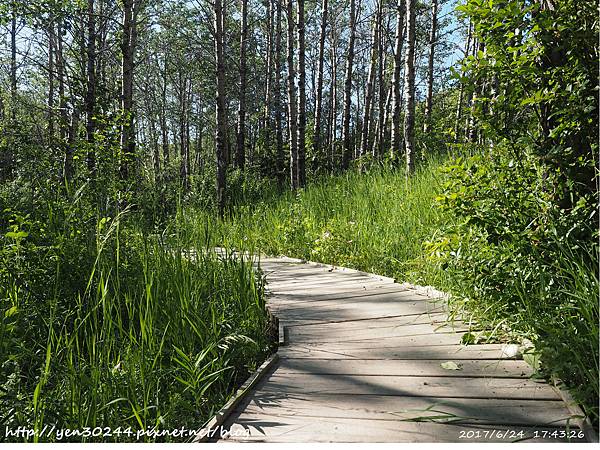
254, 373, 559, 400
268, 280, 390, 294
267, 284, 414, 303
275, 358, 533, 378
221, 414, 584, 442
277, 312, 450, 329
280, 332, 464, 348
232, 393, 573, 426
278, 343, 519, 360
271, 302, 444, 322
282, 311, 456, 328
269, 279, 390, 292
268, 287, 416, 304
269, 290, 435, 309
285, 312, 459, 329
266, 268, 377, 279
266, 271, 364, 283
258, 260, 394, 283
287, 322, 470, 342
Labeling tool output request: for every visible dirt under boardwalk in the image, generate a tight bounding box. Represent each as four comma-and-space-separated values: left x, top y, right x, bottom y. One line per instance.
218, 257, 587, 443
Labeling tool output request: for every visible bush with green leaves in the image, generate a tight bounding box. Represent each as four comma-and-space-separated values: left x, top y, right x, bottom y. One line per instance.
429, 146, 598, 424
440, 0, 599, 424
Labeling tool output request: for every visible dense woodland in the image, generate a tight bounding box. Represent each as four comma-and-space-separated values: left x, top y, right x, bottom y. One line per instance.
0, 0, 598, 441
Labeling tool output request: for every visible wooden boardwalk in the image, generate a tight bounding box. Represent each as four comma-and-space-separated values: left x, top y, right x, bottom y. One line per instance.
219, 257, 588, 443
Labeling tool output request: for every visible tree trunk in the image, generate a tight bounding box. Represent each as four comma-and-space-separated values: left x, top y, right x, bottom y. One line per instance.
341, 0, 356, 170
120, 0, 138, 180
48, 23, 55, 143
179, 72, 189, 191
403, 0, 416, 175
423, 0, 438, 134
65, 109, 80, 186
312, 0, 328, 167
235, 0, 248, 169
215, 0, 228, 216
57, 22, 71, 183
263, 0, 274, 149
161, 53, 169, 169
360, 1, 381, 159
390, 0, 404, 161
195, 117, 204, 173
85, 0, 97, 176
328, 28, 338, 172
10, 7, 17, 121
382, 81, 393, 149
374, 14, 387, 158
3, 5, 17, 178
297, 0, 306, 187
274, 0, 285, 184
150, 118, 160, 180
286, 0, 298, 189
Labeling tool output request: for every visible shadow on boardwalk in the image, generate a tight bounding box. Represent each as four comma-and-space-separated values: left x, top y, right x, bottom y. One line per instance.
219, 257, 589, 443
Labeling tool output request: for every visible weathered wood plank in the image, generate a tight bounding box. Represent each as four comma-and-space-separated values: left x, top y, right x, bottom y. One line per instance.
285, 312, 463, 330
232, 393, 573, 425
269, 290, 436, 309
271, 302, 444, 322
286, 322, 470, 342
253, 373, 559, 400
268, 280, 391, 295
277, 344, 518, 360
220, 414, 584, 442
266, 284, 415, 303
275, 358, 533, 378
279, 332, 464, 348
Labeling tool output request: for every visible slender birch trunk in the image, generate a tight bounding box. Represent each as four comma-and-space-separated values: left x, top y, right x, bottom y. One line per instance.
235, 0, 248, 169
423, 0, 438, 134
312, 0, 328, 165
286, 0, 298, 189
390, 0, 404, 161
214, 0, 228, 215
341, 0, 356, 170
297, 0, 306, 187
403, 0, 416, 175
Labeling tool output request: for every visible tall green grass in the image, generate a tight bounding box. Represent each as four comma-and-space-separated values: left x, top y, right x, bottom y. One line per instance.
0, 206, 272, 442
188, 158, 450, 284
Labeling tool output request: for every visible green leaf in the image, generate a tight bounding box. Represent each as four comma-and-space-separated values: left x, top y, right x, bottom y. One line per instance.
4, 305, 17, 318
522, 351, 541, 370
5, 230, 28, 240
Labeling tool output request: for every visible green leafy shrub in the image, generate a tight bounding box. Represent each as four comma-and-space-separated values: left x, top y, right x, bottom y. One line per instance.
430, 147, 598, 423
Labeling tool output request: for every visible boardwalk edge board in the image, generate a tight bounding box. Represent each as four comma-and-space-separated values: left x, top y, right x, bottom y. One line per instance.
191, 353, 279, 443
551, 377, 598, 443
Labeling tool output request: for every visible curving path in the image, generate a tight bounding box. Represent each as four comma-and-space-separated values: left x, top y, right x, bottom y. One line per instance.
218, 256, 589, 443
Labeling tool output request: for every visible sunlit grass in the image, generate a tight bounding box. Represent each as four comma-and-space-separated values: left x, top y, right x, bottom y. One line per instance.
0, 208, 272, 442
189, 157, 451, 285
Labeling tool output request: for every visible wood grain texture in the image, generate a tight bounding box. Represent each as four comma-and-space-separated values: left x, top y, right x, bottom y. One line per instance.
218, 259, 584, 443
220, 415, 585, 443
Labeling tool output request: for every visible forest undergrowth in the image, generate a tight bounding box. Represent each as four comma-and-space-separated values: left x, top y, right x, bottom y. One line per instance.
0, 191, 273, 442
